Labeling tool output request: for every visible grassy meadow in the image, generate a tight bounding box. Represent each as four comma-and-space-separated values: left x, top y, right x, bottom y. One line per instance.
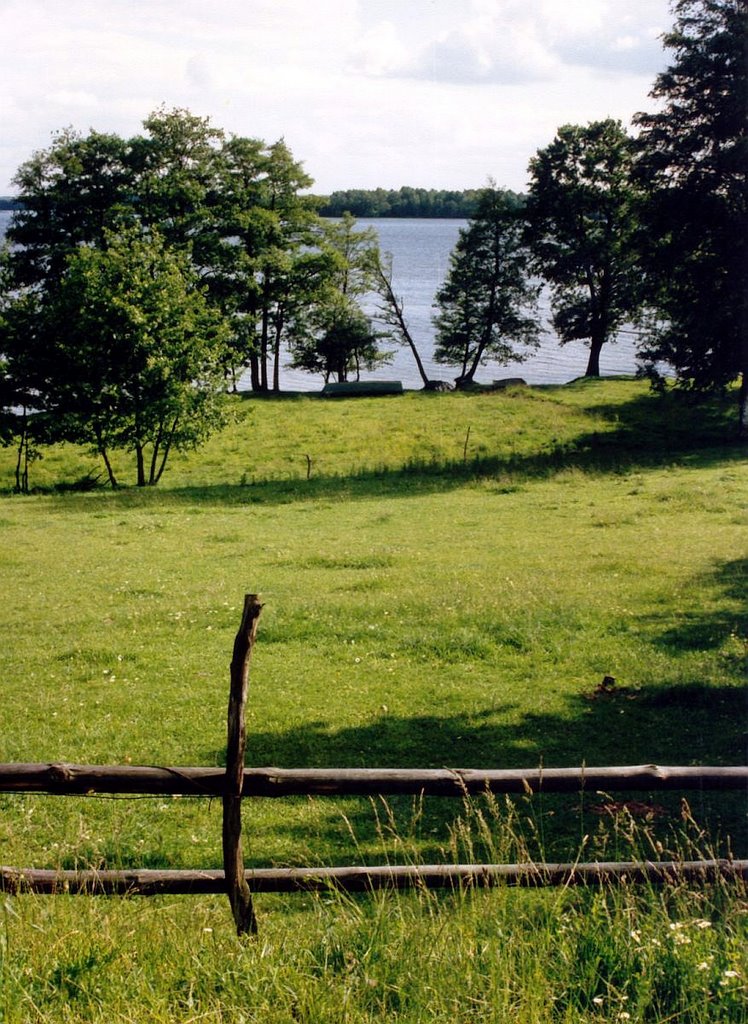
1, 379, 746, 1022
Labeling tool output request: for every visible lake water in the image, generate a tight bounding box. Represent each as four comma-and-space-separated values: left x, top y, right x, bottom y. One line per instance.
0, 210, 643, 389
328, 218, 643, 392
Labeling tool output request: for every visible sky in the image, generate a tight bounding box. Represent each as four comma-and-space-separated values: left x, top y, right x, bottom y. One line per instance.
0, 0, 674, 196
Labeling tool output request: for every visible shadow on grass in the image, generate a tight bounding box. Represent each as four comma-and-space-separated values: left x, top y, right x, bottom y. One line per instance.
646, 558, 748, 657
209, 677, 747, 864
43, 388, 746, 511
228, 683, 746, 771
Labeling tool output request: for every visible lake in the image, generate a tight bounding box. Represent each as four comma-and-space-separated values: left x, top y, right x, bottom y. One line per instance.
0, 211, 643, 390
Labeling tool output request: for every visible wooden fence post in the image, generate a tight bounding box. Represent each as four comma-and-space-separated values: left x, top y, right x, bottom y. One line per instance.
223, 593, 263, 935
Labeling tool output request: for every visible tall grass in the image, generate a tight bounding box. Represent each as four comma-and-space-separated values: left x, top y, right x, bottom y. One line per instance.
1, 800, 746, 1023
0, 379, 746, 1020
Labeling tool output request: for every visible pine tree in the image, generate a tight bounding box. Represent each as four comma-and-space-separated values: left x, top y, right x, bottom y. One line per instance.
633, 0, 748, 435
433, 188, 539, 387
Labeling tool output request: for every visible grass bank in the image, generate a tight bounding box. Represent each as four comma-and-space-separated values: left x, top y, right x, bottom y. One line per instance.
0, 379, 746, 1021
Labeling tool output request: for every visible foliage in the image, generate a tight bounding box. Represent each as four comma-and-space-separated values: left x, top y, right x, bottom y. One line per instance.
5, 127, 136, 289
1, 110, 323, 401
525, 119, 642, 378
4, 228, 229, 487
632, 0, 748, 434
0, 108, 350, 488
433, 187, 539, 386
318, 186, 483, 218
288, 213, 390, 383
288, 296, 389, 384
1, 826, 745, 1022
244, 141, 323, 392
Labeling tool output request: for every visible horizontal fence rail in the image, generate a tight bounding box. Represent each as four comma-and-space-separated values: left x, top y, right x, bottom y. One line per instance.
4, 597, 746, 933
3, 860, 747, 897
2, 762, 747, 798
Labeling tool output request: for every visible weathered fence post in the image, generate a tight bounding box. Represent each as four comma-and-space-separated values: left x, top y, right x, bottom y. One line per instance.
223, 593, 263, 935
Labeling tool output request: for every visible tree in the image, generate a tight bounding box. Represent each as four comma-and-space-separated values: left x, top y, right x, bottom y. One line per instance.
0, 290, 47, 493
0, 110, 235, 487
134, 107, 224, 251
2, 111, 324, 415
525, 119, 641, 377
205, 133, 268, 389
5, 128, 135, 290
633, 0, 748, 435
433, 187, 539, 387
373, 252, 432, 388
249, 140, 321, 392
288, 295, 388, 383
5, 109, 226, 292
287, 212, 391, 384
4, 228, 229, 487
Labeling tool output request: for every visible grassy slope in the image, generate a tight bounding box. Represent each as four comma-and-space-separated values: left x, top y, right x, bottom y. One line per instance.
0, 380, 746, 1022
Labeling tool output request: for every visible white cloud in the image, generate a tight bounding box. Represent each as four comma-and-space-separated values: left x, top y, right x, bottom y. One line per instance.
0, 0, 673, 194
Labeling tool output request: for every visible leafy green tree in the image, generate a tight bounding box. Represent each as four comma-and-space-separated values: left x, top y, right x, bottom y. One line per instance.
204, 133, 268, 389
433, 187, 539, 387
6, 128, 134, 290
525, 119, 641, 377
288, 212, 390, 384
288, 295, 388, 383
633, 0, 748, 435
249, 140, 322, 392
5, 109, 225, 290
8, 228, 229, 487
320, 212, 379, 300
134, 107, 223, 249
3, 111, 324, 407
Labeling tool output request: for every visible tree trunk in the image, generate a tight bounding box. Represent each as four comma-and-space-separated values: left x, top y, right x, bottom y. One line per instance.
14, 412, 28, 494
465, 340, 488, 384
249, 354, 260, 392
148, 422, 164, 485
375, 261, 430, 386
272, 320, 282, 392
585, 331, 605, 377
152, 417, 179, 485
259, 274, 271, 393
95, 430, 118, 489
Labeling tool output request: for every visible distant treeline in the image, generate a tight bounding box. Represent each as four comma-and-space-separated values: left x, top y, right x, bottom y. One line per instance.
0, 190, 482, 219
317, 188, 483, 218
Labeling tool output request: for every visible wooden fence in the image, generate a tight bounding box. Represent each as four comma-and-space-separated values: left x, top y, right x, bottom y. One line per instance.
2, 594, 747, 934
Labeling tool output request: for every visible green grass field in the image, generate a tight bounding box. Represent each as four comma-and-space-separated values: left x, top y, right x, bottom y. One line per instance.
1, 379, 746, 1022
